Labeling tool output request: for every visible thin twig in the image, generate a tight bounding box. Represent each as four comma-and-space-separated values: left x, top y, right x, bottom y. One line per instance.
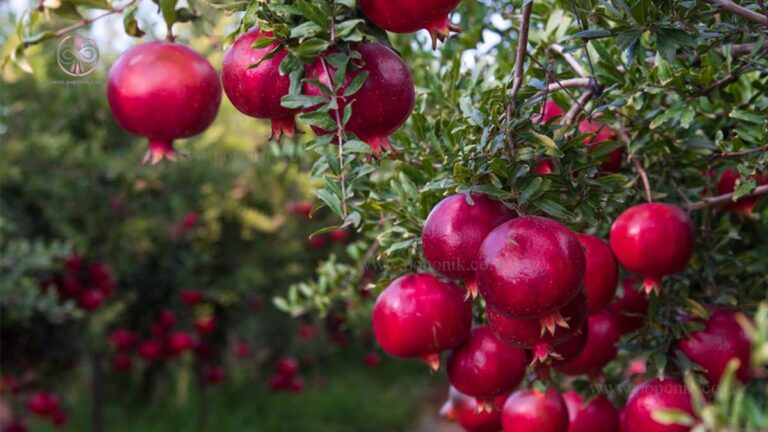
709, 0, 768, 25
532, 77, 596, 98
506, 0, 534, 117
548, 44, 588, 78
686, 184, 768, 210
46, 0, 139, 41
715, 145, 767, 158
560, 90, 593, 125
630, 156, 653, 202
320, 58, 349, 218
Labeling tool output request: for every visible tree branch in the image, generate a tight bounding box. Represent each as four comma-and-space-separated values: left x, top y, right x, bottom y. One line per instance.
48, 0, 139, 40
709, 0, 768, 25
686, 184, 768, 210
506, 0, 534, 115
548, 44, 588, 78
532, 77, 596, 98
320, 58, 349, 218
560, 90, 593, 125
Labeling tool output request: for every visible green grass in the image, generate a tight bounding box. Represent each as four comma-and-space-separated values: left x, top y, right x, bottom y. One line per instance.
32, 354, 441, 432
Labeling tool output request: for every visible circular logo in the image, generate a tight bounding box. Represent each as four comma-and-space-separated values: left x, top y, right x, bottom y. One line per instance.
57, 35, 99, 77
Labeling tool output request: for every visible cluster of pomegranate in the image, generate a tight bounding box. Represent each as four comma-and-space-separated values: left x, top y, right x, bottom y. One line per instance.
0, 386, 68, 431
267, 357, 306, 393
40, 253, 115, 312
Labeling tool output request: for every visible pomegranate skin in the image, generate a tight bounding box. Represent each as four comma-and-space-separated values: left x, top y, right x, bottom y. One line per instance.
422, 193, 515, 293
578, 119, 624, 173
372, 273, 472, 369
447, 326, 526, 401
502, 387, 569, 432
608, 277, 649, 334
303, 43, 415, 157
107, 41, 221, 164
442, 387, 507, 432
222, 29, 297, 140
476, 215, 586, 320
609, 203, 695, 295
624, 379, 695, 432
716, 168, 768, 217
575, 233, 618, 315
562, 391, 620, 432
677, 308, 753, 384
488, 289, 588, 363
556, 311, 621, 377
360, 0, 461, 47
533, 100, 565, 124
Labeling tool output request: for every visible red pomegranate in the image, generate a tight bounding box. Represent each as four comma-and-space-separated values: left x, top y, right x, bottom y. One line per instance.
328, 229, 350, 243
716, 168, 768, 218
51, 410, 69, 427
502, 387, 569, 432
359, 0, 461, 48
578, 119, 624, 173
303, 42, 415, 157
575, 233, 618, 315
364, 352, 382, 368
556, 311, 621, 377
608, 277, 649, 334
234, 342, 252, 359
56, 275, 81, 298
112, 353, 132, 372
109, 329, 138, 351
487, 289, 588, 364
535, 159, 556, 174
267, 374, 290, 392
138, 340, 164, 362
422, 193, 515, 297
64, 253, 83, 272
447, 327, 526, 403
203, 366, 225, 385
222, 29, 297, 140
167, 331, 194, 355
157, 309, 176, 329
27, 391, 59, 417
2, 421, 28, 432
677, 308, 753, 384
276, 357, 299, 377
476, 216, 586, 332
533, 100, 565, 124
531, 321, 589, 381
372, 273, 472, 370
562, 391, 620, 432
610, 203, 695, 295
193, 316, 217, 335
287, 376, 306, 393
441, 387, 507, 432
78, 289, 104, 311
298, 324, 317, 340
180, 289, 204, 307
624, 378, 695, 432
107, 41, 222, 164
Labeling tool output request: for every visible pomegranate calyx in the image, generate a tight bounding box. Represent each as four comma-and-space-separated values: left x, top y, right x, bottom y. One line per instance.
530, 343, 561, 366
421, 353, 441, 372
464, 278, 479, 300
426, 15, 463, 50
539, 310, 571, 336
642, 276, 662, 296
474, 398, 495, 413
363, 135, 397, 160
270, 117, 298, 141
143, 139, 178, 165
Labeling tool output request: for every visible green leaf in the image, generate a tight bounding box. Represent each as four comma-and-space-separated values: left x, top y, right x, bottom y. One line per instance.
281, 94, 327, 109
344, 71, 368, 97
316, 188, 343, 217
160, 0, 178, 28
291, 38, 330, 61
533, 199, 572, 219
335, 19, 363, 38
651, 409, 695, 427
122, 4, 145, 37
565, 28, 612, 41
343, 140, 371, 154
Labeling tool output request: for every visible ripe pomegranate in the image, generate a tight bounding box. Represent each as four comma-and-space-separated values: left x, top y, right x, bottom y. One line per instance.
285, 200, 313, 217
88, 262, 114, 294
502, 387, 569, 432
447, 327, 526, 403
556, 311, 621, 377
112, 353, 132, 372
56, 275, 81, 298
372, 273, 472, 370
359, 0, 461, 48
138, 340, 164, 362
487, 289, 588, 364
2, 420, 28, 432
624, 378, 695, 432
276, 357, 299, 377
51, 410, 69, 427
234, 342, 252, 359
608, 277, 649, 334
477, 216, 586, 333
78, 289, 104, 311
109, 329, 138, 351
167, 331, 194, 355
422, 193, 515, 297
532, 323, 589, 381
180, 289, 204, 307
222, 29, 297, 140
267, 374, 290, 392
533, 99, 565, 124
27, 391, 59, 417
157, 310, 176, 329
676, 308, 753, 384
364, 352, 382, 368
575, 233, 618, 315
64, 253, 83, 272
303, 42, 415, 157
562, 391, 620, 432
610, 203, 695, 295
180, 212, 199, 232
193, 316, 217, 335
307, 234, 328, 250
578, 119, 624, 173
287, 376, 306, 393
298, 324, 317, 340
716, 168, 768, 218
107, 41, 222, 164
328, 229, 350, 243
441, 387, 507, 432
203, 366, 225, 385
535, 159, 556, 175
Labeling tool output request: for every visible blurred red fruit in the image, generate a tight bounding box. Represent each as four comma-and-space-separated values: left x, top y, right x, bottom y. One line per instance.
203, 366, 225, 385
328, 229, 350, 243
194, 340, 213, 359
138, 340, 164, 362
1, 376, 21, 394
267, 374, 290, 392
364, 352, 382, 368
56, 275, 82, 298
298, 324, 317, 340
276, 357, 299, 377
51, 410, 69, 427
88, 262, 114, 295
194, 316, 217, 335
234, 342, 252, 358
79, 289, 105, 311
250, 296, 264, 312
157, 309, 176, 329
167, 331, 194, 355
307, 235, 327, 250
181, 211, 199, 232
63, 253, 83, 273
2, 420, 28, 432
109, 329, 138, 351
285, 200, 313, 217
180, 289, 204, 307
27, 391, 59, 417
287, 376, 305, 393
112, 353, 132, 372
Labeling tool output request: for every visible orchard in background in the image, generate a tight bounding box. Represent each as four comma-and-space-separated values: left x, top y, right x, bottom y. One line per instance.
3, 0, 768, 431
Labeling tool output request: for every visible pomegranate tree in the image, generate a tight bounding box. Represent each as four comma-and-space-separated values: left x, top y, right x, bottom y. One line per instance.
422, 193, 515, 297
372, 273, 472, 370
222, 29, 298, 140
610, 203, 695, 295
476, 215, 586, 333
303, 42, 415, 157
624, 378, 696, 432
562, 391, 620, 432
502, 387, 569, 432
575, 233, 618, 315
359, 0, 462, 48
107, 41, 222, 164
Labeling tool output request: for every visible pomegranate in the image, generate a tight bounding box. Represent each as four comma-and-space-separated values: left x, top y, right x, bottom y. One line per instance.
676, 308, 753, 384
477, 215, 586, 333
285, 200, 313, 217
2, 421, 28, 432
364, 352, 382, 368
502, 387, 569, 432
78, 289, 104, 311
203, 366, 225, 385
109, 329, 138, 351
303, 42, 415, 157
267, 374, 290, 392
88, 262, 114, 294
532, 323, 589, 381
234, 342, 252, 359
556, 311, 621, 377
447, 327, 526, 403
180, 289, 204, 307
535, 159, 556, 174
27, 391, 59, 417
533, 99, 565, 124
716, 168, 768, 218
287, 376, 306, 393
112, 353, 132, 372
64, 253, 83, 272
276, 357, 299, 377
157, 310, 176, 329
441, 387, 507, 432
328, 229, 351, 243
562, 391, 620, 432
56, 275, 81, 298
487, 289, 588, 364
167, 331, 194, 355
575, 233, 618, 315
138, 340, 164, 362
578, 119, 624, 173
624, 378, 695, 432
610, 203, 695, 295
422, 193, 515, 297
107, 41, 221, 164
307, 234, 328, 250
298, 324, 317, 340
193, 316, 217, 335
372, 273, 472, 370
608, 277, 649, 334
359, 0, 461, 48
51, 410, 69, 427
222, 29, 297, 140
